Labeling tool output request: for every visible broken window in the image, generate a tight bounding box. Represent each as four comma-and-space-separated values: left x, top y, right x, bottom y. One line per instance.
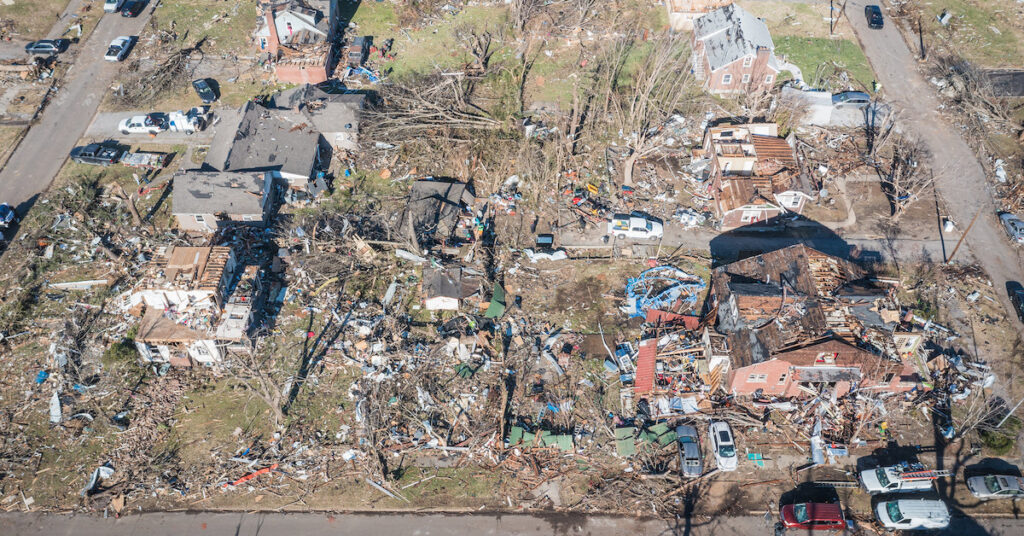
778, 373, 787, 384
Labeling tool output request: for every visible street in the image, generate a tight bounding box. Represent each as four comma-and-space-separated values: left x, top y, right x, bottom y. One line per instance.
0, 8, 153, 214
843, 1, 1024, 334
1, 511, 1021, 536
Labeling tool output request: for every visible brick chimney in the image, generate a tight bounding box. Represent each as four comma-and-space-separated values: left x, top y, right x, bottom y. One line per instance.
263, 5, 280, 57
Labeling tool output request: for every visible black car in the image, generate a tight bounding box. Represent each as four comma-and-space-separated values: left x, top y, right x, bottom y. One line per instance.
70, 144, 124, 166
24, 39, 69, 56
865, 5, 884, 29
1007, 282, 1024, 323
191, 78, 218, 104
121, 0, 146, 17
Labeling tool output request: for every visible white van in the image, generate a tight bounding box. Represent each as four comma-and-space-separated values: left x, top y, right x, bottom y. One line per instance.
859, 465, 937, 494
874, 499, 950, 530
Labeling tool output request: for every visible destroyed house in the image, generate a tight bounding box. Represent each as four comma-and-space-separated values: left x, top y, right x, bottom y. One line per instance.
400, 179, 476, 252
255, 0, 336, 84
692, 4, 781, 95
203, 101, 323, 190
712, 245, 903, 374
421, 266, 484, 311
126, 246, 237, 366
729, 337, 920, 398
269, 84, 365, 151
171, 170, 275, 234
697, 123, 811, 229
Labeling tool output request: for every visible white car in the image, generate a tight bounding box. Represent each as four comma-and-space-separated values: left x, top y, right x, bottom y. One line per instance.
105, 36, 133, 62
966, 474, 1024, 500
1000, 213, 1024, 244
858, 465, 936, 494
608, 213, 664, 241
874, 499, 950, 530
118, 114, 167, 135
708, 420, 737, 472
103, 0, 126, 12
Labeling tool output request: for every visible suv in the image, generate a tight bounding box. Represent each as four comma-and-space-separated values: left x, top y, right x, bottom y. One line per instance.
874, 499, 950, 530
832, 91, 871, 109
121, 0, 146, 17
675, 425, 703, 478
780, 502, 845, 531
24, 39, 69, 56
708, 421, 737, 471
1008, 282, 1024, 322
865, 5, 884, 29
69, 144, 124, 166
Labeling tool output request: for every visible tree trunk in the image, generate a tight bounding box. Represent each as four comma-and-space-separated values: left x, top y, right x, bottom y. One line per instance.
623, 152, 638, 187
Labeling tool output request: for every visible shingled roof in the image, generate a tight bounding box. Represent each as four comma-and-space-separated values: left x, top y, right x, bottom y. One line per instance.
694, 4, 779, 72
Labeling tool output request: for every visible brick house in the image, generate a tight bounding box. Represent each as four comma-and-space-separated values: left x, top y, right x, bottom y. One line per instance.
666, 0, 733, 32
691, 4, 780, 96
728, 338, 921, 398
695, 122, 812, 229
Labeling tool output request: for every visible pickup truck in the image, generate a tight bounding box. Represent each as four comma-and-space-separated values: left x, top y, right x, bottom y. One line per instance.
608, 214, 664, 240
859, 464, 939, 494
70, 144, 124, 166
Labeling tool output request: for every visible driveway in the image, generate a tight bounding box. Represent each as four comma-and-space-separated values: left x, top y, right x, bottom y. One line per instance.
0, 9, 154, 213
83, 111, 218, 145
844, 2, 1024, 335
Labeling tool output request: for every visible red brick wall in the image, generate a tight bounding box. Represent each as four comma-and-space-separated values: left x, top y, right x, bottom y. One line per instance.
704, 48, 776, 95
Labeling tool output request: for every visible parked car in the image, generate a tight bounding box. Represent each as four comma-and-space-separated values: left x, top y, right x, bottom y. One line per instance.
105, 36, 133, 62
708, 421, 737, 471
675, 425, 703, 478
191, 78, 217, 104
1007, 282, 1024, 323
103, 0, 126, 13
859, 465, 936, 494
0, 203, 17, 228
780, 502, 845, 531
1000, 212, 1024, 244
874, 499, 950, 530
70, 144, 124, 166
118, 114, 168, 135
865, 5, 884, 29
24, 39, 69, 56
120, 0, 146, 17
608, 213, 664, 241
832, 91, 871, 109
966, 474, 1024, 500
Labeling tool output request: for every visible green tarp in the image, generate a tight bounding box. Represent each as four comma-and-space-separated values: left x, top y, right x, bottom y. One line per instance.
484, 283, 507, 318
507, 426, 572, 451
615, 427, 637, 457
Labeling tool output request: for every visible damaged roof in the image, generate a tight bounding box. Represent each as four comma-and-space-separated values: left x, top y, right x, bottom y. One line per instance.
269, 84, 365, 134
401, 179, 476, 249
694, 4, 779, 72
171, 170, 269, 216
203, 101, 320, 179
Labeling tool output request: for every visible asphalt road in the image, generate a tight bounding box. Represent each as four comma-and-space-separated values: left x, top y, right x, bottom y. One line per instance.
0, 9, 153, 214
844, 2, 1024, 333
3, 511, 1023, 536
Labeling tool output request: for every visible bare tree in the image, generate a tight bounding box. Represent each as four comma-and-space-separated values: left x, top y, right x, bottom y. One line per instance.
365, 74, 501, 138
229, 337, 287, 427
510, 0, 544, 33
597, 31, 696, 186
878, 140, 933, 221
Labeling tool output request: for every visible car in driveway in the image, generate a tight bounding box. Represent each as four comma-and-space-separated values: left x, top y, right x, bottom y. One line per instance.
0, 203, 17, 228
708, 420, 737, 471
1007, 282, 1024, 322
104, 0, 126, 12
191, 78, 218, 104
24, 39, 69, 56
118, 114, 168, 135
105, 37, 133, 62
966, 473, 1024, 500
865, 5, 884, 29
780, 502, 845, 531
608, 213, 664, 241
1000, 212, 1024, 244
120, 0, 146, 17
70, 144, 124, 166
675, 425, 703, 478
832, 91, 871, 109
874, 498, 949, 530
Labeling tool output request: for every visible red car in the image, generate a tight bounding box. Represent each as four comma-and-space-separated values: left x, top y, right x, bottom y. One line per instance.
780, 502, 845, 531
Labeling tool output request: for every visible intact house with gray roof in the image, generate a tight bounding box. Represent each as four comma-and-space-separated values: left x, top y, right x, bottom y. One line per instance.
691, 4, 781, 96
203, 100, 327, 191
171, 170, 275, 234
268, 84, 366, 151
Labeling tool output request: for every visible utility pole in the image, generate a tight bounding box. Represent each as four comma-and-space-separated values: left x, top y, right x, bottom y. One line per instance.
946, 209, 980, 263
917, 17, 927, 61
997, 397, 1024, 428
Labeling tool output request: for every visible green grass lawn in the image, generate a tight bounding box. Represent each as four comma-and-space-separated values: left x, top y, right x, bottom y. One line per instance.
915, 0, 1024, 68
0, 0, 68, 39
153, 0, 259, 56
775, 36, 875, 90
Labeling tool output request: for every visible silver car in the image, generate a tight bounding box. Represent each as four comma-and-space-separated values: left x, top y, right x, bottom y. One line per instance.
966, 474, 1024, 500
1000, 213, 1024, 244
675, 425, 703, 478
